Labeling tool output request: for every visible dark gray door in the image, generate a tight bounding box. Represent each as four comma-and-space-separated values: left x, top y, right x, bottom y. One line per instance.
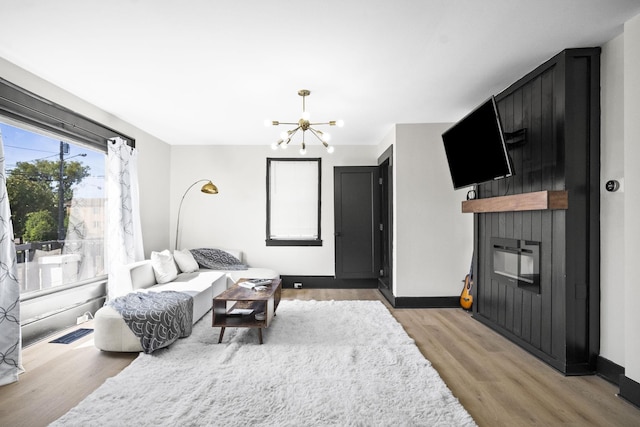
334, 166, 380, 279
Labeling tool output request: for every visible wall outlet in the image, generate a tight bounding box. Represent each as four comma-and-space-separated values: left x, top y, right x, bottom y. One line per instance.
294, 282, 303, 289
76, 314, 89, 325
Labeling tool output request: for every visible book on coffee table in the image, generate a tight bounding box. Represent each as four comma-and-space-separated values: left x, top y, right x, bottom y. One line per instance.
228, 308, 253, 315
239, 279, 272, 289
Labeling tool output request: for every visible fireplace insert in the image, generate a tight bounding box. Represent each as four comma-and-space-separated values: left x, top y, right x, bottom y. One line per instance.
491, 237, 540, 293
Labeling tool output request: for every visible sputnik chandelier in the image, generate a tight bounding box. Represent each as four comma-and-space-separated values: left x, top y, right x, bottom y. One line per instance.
265, 89, 344, 155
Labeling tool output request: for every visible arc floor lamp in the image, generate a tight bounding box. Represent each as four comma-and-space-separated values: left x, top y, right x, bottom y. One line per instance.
175, 179, 218, 250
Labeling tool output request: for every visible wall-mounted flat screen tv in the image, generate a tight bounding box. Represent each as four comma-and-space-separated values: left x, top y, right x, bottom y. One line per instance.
442, 96, 513, 190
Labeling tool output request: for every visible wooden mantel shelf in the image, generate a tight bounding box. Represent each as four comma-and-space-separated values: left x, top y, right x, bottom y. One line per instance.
462, 190, 568, 213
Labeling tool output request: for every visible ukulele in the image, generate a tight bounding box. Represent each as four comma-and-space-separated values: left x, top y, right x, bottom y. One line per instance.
460, 259, 473, 310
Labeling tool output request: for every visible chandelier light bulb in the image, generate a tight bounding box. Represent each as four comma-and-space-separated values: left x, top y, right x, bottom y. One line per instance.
271, 142, 279, 150
322, 132, 332, 142
336, 119, 344, 127
301, 111, 310, 121
327, 145, 335, 154
264, 119, 272, 127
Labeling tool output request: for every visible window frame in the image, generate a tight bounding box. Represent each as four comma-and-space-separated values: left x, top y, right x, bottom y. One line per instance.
266, 157, 322, 247
0, 77, 134, 149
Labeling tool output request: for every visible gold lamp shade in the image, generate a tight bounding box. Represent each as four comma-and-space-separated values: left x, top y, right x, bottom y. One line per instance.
201, 181, 218, 194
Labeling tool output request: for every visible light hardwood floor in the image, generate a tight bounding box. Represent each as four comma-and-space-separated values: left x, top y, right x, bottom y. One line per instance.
1, 289, 638, 426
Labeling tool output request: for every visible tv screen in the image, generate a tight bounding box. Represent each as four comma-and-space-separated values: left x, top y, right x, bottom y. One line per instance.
442, 96, 513, 190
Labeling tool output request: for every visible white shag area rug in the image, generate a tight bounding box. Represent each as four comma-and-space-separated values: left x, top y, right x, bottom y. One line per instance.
51, 300, 476, 426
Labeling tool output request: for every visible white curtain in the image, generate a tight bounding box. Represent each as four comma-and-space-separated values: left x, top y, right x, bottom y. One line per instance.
106, 137, 144, 300
0, 128, 22, 386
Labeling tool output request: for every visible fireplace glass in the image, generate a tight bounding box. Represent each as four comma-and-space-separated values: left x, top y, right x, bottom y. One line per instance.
491, 237, 540, 293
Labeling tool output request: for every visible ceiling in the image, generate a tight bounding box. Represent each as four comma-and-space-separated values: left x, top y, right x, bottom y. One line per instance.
1, 0, 639, 149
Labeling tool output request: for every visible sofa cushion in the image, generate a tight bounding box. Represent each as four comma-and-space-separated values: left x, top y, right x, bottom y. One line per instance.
128, 261, 157, 292
150, 250, 179, 284
148, 271, 218, 295
190, 248, 247, 270
173, 249, 199, 273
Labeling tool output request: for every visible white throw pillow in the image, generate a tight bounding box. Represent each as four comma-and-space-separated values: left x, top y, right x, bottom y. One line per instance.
150, 250, 179, 284
173, 248, 199, 273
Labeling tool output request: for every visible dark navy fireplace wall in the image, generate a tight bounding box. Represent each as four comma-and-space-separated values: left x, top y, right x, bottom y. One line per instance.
472, 48, 601, 375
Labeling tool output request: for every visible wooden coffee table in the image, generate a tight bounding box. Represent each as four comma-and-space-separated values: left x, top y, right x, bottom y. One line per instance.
212, 278, 282, 344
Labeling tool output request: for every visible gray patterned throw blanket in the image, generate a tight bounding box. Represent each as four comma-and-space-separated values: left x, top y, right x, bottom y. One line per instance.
108, 291, 193, 353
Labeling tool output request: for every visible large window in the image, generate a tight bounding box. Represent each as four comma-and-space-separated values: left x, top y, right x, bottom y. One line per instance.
0, 77, 133, 297
2, 120, 106, 295
266, 158, 322, 246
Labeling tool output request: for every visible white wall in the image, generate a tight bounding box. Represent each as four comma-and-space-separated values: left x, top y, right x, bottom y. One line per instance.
169, 144, 378, 275
600, 34, 626, 367
0, 57, 172, 258
170, 125, 473, 299
599, 11, 640, 384
136, 134, 171, 255
390, 123, 473, 297
623, 13, 640, 384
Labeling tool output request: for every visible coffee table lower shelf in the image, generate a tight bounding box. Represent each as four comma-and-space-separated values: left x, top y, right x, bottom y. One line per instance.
211, 278, 282, 344
213, 301, 270, 344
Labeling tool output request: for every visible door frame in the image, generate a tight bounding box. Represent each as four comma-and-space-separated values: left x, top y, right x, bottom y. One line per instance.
377, 145, 393, 303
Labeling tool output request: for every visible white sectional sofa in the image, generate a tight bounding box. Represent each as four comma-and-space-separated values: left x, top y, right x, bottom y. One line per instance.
94, 249, 278, 352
